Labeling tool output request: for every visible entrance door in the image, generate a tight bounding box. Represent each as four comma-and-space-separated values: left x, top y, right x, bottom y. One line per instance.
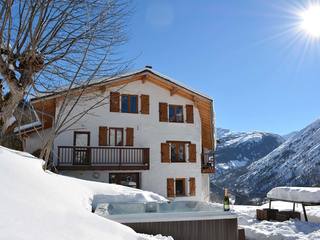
109, 173, 140, 189
73, 131, 90, 165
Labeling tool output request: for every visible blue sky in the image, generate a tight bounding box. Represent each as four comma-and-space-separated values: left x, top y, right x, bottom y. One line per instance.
121, 0, 320, 135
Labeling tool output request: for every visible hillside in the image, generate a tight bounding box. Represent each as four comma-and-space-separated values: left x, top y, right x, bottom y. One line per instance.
0, 146, 168, 240
211, 129, 284, 203
236, 119, 320, 202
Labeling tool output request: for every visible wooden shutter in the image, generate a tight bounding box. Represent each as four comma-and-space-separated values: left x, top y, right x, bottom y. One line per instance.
140, 95, 150, 114
161, 143, 170, 162
99, 127, 108, 146
159, 102, 168, 122
189, 144, 197, 162
167, 178, 175, 197
126, 128, 134, 146
189, 177, 196, 196
110, 92, 120, 112
186, 105, 194, 123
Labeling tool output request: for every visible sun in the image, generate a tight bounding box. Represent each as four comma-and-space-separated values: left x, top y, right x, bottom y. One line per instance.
299, 4, 320, 38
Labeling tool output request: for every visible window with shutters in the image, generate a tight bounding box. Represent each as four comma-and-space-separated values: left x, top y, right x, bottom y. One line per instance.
167, 178, 195, 197
121, 94, 138, 113
169, 105, 184, 122
164, 141, 196, 163
109, 128, 123, 146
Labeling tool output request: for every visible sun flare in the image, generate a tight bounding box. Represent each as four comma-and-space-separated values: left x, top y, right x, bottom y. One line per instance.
299, 4, 320, 38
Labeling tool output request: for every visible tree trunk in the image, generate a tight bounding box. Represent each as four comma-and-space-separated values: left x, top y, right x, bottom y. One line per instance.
40, 136, 54, 170
1, 88, 24, 137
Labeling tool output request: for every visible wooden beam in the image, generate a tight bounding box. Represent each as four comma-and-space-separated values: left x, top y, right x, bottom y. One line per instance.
193, 96, 201, 107
99, 85, 106, 93
141, 74, 147, 84
170, 87, 178, 96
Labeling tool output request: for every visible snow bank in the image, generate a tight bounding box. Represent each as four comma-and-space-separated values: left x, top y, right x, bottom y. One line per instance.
267, 187, 320, 203
0, 146, 168, 240
231, 202, 320, 240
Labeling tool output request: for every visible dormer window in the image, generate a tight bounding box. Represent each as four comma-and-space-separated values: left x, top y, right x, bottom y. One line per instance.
169, 105, 183, 122
121, 94, 138, 113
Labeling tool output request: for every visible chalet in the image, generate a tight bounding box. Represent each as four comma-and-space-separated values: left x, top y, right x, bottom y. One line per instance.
23, 67, 216, 201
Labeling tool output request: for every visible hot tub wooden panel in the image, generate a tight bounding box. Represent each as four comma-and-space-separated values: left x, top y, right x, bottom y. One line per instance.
125, 218, 238, 240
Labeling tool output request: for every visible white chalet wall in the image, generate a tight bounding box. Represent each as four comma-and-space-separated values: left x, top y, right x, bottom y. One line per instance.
27, 78, 210, 201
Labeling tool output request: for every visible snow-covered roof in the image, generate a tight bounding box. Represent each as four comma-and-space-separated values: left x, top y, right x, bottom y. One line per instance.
32, 67, 213, 102
267, 187, 320, 204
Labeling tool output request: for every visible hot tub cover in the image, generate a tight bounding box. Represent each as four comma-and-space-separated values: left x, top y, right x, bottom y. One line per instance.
267, 187, 320, 204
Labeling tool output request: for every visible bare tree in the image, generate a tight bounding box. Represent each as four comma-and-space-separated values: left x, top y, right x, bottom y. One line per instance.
0, 0, 131, 145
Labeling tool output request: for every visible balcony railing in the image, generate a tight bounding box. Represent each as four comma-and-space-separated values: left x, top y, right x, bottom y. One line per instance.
57, 146, 150, 170
201, 152, 215, 174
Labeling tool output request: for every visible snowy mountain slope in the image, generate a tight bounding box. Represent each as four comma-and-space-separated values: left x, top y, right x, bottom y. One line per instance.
215, 129, 284, 169
0, 146, 168, 240
283, 131, 298, 140
211, 129, 284, 203
236, 119, 320, 201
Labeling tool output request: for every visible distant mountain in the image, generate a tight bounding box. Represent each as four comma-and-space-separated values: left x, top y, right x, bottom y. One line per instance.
236, 119, 320, 203
283, 131, 298, 140
216, 128, 232, 139
211, 128, 285, 203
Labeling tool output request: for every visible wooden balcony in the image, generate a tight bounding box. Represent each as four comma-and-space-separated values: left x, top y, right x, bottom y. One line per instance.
57, 146, 150, 171
201, 152, 215, 174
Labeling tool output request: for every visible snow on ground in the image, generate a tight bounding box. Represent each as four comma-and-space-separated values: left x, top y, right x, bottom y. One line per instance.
232, 201, 320, 240
0, 146, 170, 240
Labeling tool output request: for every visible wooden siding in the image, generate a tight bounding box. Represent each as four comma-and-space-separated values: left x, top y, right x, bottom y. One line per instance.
189, 144, 196, 162
185, 105, 194, 123
99, 126, 108, 146
167, 178, 175, 197
159, 102, 168, 122
110, 92, 120, 112
189, 177, 196, 196
161, 143, 170, 163
126, 127, 134, 146
32, 98, 56, 129
125, 218, 238, 240
140, 94, 150, 114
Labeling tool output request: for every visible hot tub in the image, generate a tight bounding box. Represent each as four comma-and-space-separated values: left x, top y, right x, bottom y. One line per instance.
95, 201, 238, 240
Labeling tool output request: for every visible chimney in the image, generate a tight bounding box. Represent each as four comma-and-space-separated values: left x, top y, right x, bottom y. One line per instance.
145, 65, 152, 69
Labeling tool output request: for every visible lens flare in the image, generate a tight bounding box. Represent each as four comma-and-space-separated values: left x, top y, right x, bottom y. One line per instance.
299, 4, 320, 38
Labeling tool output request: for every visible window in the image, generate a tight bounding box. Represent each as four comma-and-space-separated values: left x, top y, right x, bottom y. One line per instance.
169, 142, 186, 162
109, 173, 140, 189
121, 95, 138, 113
175, 178, 186, 196
109, 128, 123, 146
169, 105, 183, 122
74, 132, 90, 146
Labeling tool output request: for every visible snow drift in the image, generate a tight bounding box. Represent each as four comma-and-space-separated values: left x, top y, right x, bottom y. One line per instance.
0, 146, 167, 240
